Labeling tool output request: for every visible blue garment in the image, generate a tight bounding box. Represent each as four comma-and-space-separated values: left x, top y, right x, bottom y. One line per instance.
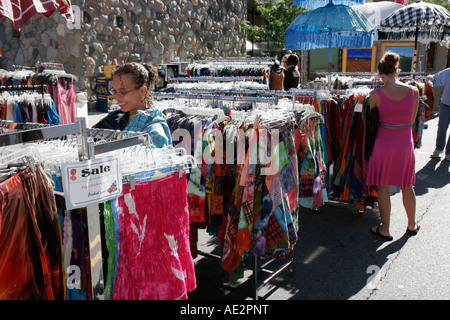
93, 107, 172, 148
13, 101, 23, 123
431, 68, 450, 106
431, 69, 450, 155
435, 102, 450, 155
125, 106, 172, 148
46, 100, 61, 125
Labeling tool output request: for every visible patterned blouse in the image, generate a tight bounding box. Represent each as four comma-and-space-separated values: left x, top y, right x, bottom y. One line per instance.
93, 106, 172, 148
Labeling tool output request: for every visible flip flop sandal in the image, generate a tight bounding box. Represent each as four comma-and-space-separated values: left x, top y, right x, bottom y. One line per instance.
406, 225, 420, 236
370, 226, 393, 241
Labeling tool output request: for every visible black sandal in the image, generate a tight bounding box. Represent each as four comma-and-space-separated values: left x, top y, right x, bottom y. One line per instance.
406, 225, 420, 236
370, 226, 393, 241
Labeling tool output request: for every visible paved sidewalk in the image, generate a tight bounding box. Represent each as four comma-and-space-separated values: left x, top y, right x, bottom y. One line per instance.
189, 113, 450, 300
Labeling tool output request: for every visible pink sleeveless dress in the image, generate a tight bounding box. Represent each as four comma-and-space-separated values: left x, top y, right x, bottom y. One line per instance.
366, 86, 415, 188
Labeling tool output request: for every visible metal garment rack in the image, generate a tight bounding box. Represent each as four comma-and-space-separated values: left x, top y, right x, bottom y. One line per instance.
0, 84, 48, 93
73, 121, 150, 300
0, 118, 150, 300
154, 92, 296, 299
196, 245, 294, 300
154, 91, 278, 105
154, 89, 322, 111
168, 76, 266, 82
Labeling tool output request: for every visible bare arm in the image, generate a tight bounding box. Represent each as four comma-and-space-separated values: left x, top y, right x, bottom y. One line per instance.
369, 89, 379, 110
412, 86, 419, 123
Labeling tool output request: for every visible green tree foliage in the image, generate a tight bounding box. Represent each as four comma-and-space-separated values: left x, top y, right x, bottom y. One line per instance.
408, 0, 450, 11
242, 0, 306, 51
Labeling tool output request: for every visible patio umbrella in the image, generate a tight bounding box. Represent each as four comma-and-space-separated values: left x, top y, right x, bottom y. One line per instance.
285, 2, 374, 85
293, 0, 365, 10
352, 1, 404, 29
0, 0, 74, 31
378, 1, 450, 71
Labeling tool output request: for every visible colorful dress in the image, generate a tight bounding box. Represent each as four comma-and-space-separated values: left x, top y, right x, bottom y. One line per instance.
366, 87, 416, 188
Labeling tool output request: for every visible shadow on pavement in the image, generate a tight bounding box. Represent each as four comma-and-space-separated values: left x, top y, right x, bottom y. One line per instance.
415, 158, 449, 196
188, 203, 413, 300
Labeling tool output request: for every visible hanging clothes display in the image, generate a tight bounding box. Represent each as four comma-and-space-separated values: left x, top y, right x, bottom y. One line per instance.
156, 94, 324, 279
0, 64, 78, 124
296, 110, 328, 209
111, 172, 196, 300
221, 118, 300, 275
1, 67, 437, 301
0, 90, 60, 124
0, 164, 65, 300
58, 141, 197, 300
0, 121, 197, 300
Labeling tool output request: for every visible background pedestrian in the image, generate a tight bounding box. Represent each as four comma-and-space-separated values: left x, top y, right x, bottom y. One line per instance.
427, 68, 450, 161
283, 53, 300, 91
366, 52, 420, 241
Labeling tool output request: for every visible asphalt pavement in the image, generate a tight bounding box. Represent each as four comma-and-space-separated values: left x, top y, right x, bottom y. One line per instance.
87, 106, 450, 301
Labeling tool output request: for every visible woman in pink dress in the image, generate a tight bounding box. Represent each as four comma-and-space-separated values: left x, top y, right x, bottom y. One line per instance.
366, 52, 420, 241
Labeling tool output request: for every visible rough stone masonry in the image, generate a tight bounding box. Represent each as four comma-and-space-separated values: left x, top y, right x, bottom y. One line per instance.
0, 0, 247, 97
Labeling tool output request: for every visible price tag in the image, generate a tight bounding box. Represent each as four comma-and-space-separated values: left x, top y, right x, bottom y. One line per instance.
355, 103, 363, 112
61, 156, 122, 210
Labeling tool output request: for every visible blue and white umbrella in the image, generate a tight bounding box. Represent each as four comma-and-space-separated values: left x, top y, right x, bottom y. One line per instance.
285, 2, 374, 85
378, 1, 450, 71
378, 1, 450, 44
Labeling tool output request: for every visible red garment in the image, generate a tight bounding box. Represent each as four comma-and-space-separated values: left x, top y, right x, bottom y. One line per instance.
424, 82, 434, 119
0, 165, 64, 300
0, 0, 73, 31
112, 172, 196, 300
269, 70, 284, 91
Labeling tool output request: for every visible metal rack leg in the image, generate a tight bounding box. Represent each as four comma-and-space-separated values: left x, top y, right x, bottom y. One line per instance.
86, 203, 105, 300
254, 256, 259, 300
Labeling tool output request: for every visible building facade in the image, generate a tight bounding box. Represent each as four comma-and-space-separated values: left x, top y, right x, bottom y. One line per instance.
0, 0, 248, 96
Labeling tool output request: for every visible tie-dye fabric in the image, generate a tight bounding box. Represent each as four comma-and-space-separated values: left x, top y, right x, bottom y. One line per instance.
112, 172, 196, 300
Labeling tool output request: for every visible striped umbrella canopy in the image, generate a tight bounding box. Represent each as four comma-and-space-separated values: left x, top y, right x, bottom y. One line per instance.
378, 1, 450, 43
0, 0, 73, 31
293, 0, 365, 10
378, 1, 450, 71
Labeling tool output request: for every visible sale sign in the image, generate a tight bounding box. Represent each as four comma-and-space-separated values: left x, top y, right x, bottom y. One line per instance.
61, 155, 122, 209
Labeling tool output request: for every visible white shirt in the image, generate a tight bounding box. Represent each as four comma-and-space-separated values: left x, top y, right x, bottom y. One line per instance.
431, 68, 450, 106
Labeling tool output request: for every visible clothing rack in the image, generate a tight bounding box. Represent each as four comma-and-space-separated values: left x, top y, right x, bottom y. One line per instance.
0, 84, 48, 93
168, 76, 265, 82
0, 118, 157, 300
156, 98, 299, 300
193, 56, 275, 63
197, 243, 294, 300
192, 56, 275, 67
154, 91, 278, 104
0, 120, 85, 152
168, 87, 317, 97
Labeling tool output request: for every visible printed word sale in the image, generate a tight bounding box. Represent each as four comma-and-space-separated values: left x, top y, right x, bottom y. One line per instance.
81, 165, 111, 177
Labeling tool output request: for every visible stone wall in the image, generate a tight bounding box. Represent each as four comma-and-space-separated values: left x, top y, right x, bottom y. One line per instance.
0, 0, 247, 97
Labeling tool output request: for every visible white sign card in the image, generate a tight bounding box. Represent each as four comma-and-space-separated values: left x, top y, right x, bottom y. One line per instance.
61, 156, 122, 210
